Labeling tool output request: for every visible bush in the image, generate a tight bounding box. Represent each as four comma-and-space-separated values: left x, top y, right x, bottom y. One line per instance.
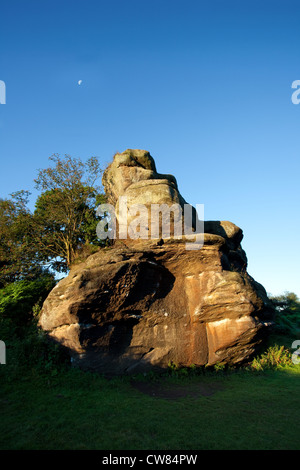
0, 276, 56, 326
270, 292, 300, 337
0, 315, 69, 374
250, 344, 293, 371
0, 276, 69, 375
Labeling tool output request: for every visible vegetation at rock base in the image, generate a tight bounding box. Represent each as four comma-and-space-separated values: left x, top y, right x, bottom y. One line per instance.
0, 276, 56, 325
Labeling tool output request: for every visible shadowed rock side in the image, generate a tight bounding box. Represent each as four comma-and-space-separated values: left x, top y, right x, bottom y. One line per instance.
38, 150, 274, 375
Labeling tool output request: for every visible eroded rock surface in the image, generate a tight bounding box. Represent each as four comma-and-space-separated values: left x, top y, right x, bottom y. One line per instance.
38, 149, 274, 375
102, 149, 199, 237
39, 237, 273, 375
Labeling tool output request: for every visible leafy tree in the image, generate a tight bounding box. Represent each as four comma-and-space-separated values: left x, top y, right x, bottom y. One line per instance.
0, 154, 107, 284
0, 191, 44, 287
33, 154, 107, 271
270, 292, 300, 336
0, 275, 56, 326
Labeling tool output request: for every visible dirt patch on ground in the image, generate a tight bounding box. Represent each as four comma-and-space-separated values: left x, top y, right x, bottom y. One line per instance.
131, 379, 224, 400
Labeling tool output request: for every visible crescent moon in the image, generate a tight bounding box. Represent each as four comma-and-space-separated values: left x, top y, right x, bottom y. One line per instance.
78, 80, 82, 85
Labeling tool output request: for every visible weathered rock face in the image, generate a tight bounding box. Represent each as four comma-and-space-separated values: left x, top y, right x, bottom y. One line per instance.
38, 149, 274, 375
102, 149, 199, 237
39, 238, 273, 375
103, 149, 181, 208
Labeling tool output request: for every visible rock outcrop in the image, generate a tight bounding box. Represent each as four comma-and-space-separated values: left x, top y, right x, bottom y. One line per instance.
102, 149, 199, 238
102, 149, 184, 210
38, 150, 274, 375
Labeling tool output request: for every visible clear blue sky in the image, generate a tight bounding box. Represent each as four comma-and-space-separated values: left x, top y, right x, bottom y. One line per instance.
0, 0, 299, 297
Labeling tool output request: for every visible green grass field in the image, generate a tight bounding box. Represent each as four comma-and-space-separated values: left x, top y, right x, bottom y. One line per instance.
0, 362, 299, 450
1, 271, 299, 451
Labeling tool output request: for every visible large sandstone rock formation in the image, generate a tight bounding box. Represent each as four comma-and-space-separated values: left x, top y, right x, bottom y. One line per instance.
38, 150, 274, 375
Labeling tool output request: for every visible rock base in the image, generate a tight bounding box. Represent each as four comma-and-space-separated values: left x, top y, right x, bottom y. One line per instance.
39, 231, 274, 375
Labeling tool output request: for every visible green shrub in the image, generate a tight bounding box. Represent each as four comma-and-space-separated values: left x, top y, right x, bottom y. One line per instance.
250, 344, 293, 371
0, 316, 69, 375
270, 292, 300, 337
0, 276, 68, 375
0, 276, 56, 326
213, 361, 226, 372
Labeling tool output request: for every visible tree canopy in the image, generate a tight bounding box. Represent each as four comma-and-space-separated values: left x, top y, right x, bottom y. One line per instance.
0, 154, 107, 284
270, 292, 300, 336
0, 190, 42, 287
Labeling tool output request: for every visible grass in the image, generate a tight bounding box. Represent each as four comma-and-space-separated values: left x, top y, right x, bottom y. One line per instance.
0, 362, 299, 450
0, 307, 300, 451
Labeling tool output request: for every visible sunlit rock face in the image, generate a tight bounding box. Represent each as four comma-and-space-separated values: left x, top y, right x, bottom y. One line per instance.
38, 150, 274, 375
101, 149, 200, 239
